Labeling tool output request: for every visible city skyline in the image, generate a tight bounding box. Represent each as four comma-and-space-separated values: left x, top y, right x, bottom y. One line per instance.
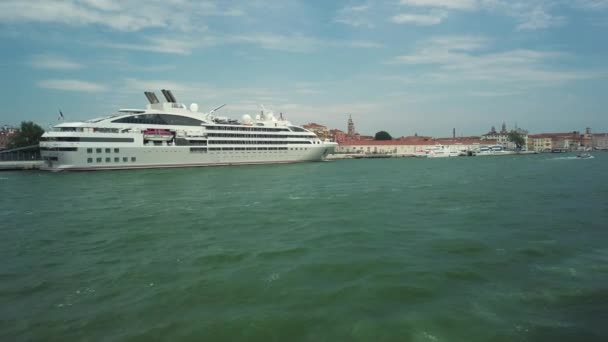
1, 0, 607, 136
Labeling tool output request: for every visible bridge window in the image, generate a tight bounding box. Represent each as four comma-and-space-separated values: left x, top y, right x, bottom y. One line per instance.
112, 114, 203, 126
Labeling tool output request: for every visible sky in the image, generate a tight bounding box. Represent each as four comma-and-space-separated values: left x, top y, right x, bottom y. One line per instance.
0, 0, 607, 137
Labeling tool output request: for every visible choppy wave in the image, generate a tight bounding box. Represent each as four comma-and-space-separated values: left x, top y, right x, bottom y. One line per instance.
1, 155, 607, 340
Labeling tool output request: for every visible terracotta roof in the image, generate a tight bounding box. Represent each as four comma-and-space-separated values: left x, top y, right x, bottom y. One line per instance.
339, 138, 497, 146
303, 123, 327, 128
529, 133, 580, 139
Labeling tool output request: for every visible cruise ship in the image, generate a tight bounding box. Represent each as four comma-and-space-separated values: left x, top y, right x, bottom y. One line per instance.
40, 90, 337, 171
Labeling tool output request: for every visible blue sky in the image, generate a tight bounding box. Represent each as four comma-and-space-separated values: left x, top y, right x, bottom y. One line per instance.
1, 0, 607, 136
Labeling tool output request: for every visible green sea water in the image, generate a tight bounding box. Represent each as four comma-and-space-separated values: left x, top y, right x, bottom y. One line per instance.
1, 153, 607, 341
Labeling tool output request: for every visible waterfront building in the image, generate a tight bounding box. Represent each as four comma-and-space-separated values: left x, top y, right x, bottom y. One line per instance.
481, 123, 528, 150
592, 133, 608, 150
551, 132, 581, 151
337, 114, 369, 141
302, 123, 330, 140
330, 129, 347, 143
581, 128, 593, 148
526, 132, 582, 152
528, 134, 553, 152
0, 126, 18, 150
335, 137, 497, 155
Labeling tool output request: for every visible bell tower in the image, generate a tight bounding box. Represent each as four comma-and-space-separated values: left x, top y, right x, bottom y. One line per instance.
347, 115, 355, 136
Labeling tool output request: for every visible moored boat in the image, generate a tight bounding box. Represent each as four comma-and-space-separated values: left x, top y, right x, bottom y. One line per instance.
40, 90, 337, 171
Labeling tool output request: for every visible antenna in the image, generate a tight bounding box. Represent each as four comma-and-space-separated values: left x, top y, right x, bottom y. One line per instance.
209, 104, 226, 114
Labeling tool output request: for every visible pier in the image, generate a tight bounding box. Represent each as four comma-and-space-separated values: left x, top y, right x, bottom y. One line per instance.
0, 145, 42, 170
0, 161, 43, 170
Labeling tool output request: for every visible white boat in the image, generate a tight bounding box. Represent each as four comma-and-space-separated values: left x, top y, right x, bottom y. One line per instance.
576, 153, 593, 159
426, 145, 459, 158
475, 145, 514, 156
40, 90, 337, 171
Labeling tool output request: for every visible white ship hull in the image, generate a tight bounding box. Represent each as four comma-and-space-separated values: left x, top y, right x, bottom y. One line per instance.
40, 89, 337, 171
41, 143, 336, 171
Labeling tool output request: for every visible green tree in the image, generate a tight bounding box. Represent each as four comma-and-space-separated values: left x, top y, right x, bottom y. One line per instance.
8, 121, 45, 148
374, 131, 392, 140
507, 130, 526, 150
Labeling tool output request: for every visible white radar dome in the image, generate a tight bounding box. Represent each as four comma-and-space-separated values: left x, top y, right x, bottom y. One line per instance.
190, 103, 199, 112
242, 114, 252, 123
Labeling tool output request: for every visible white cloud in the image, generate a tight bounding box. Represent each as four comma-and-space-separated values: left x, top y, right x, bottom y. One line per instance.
390, 35, 488, 64
389, 35, 605, 86
394, 0, 569, 30
399, 0, 477, 10
0, 0, 241, 32
99, 33, 381, 54
516, 7, 566, 30
97, 36, 205, 55
571, 0, 608, 10
467, 90, 519, 97
37, 79, 107, 92
81, 0, 121, 11
334, 3, 375, 28
391, 11, 448, 25
29, 54, 83, 70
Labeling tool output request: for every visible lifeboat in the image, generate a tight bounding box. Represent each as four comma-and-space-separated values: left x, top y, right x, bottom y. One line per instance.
143, 129, 173, 141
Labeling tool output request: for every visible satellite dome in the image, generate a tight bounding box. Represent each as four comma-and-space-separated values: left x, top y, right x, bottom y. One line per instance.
190, 103, 199, 112
242, 114, 252, 123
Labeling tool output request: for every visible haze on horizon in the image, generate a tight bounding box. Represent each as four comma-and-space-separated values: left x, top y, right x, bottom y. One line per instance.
0, 0, 607, 137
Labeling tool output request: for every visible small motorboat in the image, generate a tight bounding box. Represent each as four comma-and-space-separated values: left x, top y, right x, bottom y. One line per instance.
576, 153, 593, 159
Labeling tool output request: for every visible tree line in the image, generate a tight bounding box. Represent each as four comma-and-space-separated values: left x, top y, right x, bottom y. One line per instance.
5, 121, 45, 149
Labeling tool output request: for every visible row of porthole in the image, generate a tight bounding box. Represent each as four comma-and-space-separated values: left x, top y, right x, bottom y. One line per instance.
87, 148, 120, 154
87, 157, 136, 163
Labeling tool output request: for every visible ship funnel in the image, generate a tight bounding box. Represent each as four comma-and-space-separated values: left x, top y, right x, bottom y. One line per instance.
161, 89, 170, 102
149, 92, 160, 103
144, 91, 153, 104
144, 91, 160, 104
166, 90, 177, 102
161, 89, 177, 103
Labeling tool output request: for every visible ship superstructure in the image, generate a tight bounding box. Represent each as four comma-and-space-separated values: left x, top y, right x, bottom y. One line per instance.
40, 90, 336, 171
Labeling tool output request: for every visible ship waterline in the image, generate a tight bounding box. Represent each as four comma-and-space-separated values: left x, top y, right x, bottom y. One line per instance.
40, 89, 336, 171
39, 145, 333, 171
